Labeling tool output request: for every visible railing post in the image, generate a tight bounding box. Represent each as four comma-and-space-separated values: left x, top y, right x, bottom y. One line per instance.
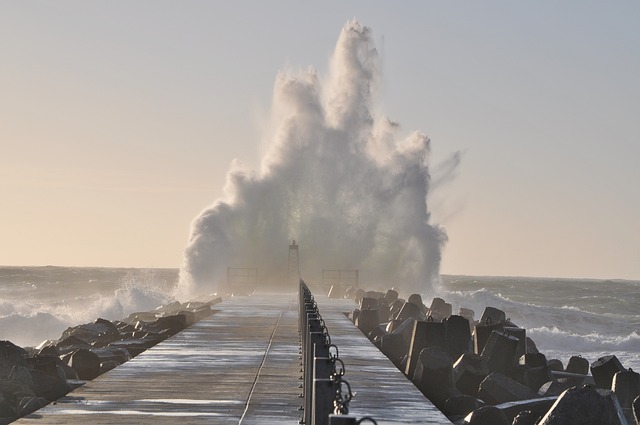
313, 342, 333, 425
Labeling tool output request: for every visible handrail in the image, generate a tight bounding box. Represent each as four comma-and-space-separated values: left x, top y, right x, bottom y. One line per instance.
298, 280, 377, 425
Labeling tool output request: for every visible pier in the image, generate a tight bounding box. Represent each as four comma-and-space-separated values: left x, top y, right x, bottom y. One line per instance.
15, 291, 450, 424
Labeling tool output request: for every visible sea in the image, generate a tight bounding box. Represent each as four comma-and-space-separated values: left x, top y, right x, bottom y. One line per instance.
0, 266, 638, 371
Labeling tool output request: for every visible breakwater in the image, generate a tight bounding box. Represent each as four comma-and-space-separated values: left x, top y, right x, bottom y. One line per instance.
338, 284, 640, 424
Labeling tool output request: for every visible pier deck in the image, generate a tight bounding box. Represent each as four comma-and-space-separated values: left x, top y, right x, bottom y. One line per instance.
17, 293, 450, 424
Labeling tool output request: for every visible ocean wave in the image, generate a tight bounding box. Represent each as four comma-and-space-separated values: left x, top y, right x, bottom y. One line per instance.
0, 312, 71, 348
441, 288, 638, 338
0, 269, 176, 348
529, 326, 640, 353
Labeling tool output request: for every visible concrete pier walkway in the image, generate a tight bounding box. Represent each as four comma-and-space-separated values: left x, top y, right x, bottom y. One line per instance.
16, 293, 451, 424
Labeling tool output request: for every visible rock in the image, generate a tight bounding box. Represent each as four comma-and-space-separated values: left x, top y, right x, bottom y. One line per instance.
29, 369, 70, 401
547, 359, 564, 372
191, 305, 214, 321
139, 314, 188, 337
126, 311, 158, 324
26, 355, 65, 379
405, 319, 447, 378
355, 309, 380, 336
359, 297, 378, 310
348, 309, 359, 323
60, 319, 121, 348
380, 333, 405, 364
154, 301, 183, 314
473, 321, 504, 355
633, 395, 640, 424
0, 341, 27, 378
525, 366, 554, 392
519, 353, 548, 368
60, 364, 78, 380
17, 396, 48, 417
480, 307, 506, 324
408, 294, 424, 307
495, 397, 557, 424
0, 394, 16, 420
453, 353, 490, 397
395, 302, 422, 322
327, 285, 345, 299
107, 338, 157, 357
566, 355, 590, 375
176, 310, 198, 326
480, 331, 519, 375
504, 327, 527, 359
384, 289, 398, 304
412, 346, 456, 408
367, 325, 386, 343
385, 319, 402, 333
463, 405, 509, 425
68, 349, 101, 380
389, 299, 404, 318
538, 385, 627, 425
591, 355, 626, 389
443, 395, 485, 418
100, 360, 120, 374
390, 317, 417, 356
91, 347, 132, 365
354, 289, 366, 305
0, 379, 35, 407
478, 372, 539, 405
598, 389, 629, 425
55, 335, 91, 354
458, 307, 475, 323
512, 410, 540, 425
8, 365, 34, 389
538, 380, 573, 397
612, 368, 640, 409
429, 297, 452, 320
525, 337, 539, 354
445, 315, 472, 361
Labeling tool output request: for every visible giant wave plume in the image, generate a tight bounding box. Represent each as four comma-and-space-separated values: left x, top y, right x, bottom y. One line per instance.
177, 20, 455, 298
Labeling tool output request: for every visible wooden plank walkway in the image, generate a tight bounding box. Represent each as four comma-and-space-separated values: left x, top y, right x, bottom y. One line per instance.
16, 292, 451, 424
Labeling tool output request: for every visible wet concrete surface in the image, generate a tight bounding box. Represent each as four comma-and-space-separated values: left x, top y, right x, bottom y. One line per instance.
16, 292, 451, 424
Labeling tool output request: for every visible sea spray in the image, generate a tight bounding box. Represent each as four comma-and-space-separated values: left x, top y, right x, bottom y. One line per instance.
178, 20, 450, 297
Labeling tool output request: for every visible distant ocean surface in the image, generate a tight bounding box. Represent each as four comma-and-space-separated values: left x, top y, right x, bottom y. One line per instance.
1, 266, 638, 371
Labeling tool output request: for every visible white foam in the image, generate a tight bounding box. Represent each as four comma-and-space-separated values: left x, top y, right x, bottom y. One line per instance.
177, 20, 456, 298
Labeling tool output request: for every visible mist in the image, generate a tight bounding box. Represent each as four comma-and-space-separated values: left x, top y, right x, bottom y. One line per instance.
177, 20, 450, 298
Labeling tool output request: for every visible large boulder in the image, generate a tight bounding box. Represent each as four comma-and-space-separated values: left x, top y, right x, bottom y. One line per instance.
478, 372, 539, 405
453, 353, 490, 397
412, 346, 456, 408
355, 310, 380, 336
68, 349, 101, 380
538, 385, 627, 425
591, 355, 626, 390
28, 369, 70, 401
494, 397, 557, 424
462, 405, 509, 425
445, 315, 471, 360
0, 341, 27, 378
566, 355, 589, 375
137, 314, 188, 337
60, 319, 121, 348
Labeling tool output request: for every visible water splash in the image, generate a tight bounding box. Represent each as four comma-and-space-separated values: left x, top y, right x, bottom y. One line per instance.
178, 20, 449, 298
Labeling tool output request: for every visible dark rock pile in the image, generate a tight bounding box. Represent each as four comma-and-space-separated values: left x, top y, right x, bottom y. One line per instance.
0, 297, 220, 424
337, 286, 639, 425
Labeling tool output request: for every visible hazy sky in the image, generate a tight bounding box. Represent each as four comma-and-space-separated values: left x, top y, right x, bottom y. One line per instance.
1, 2, 639, 280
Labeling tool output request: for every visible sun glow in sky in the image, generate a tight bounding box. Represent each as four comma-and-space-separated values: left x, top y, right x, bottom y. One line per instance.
1, 2, 639, 280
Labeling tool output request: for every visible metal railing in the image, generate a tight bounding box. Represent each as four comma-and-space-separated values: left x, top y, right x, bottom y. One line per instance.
298, 280, 377, 425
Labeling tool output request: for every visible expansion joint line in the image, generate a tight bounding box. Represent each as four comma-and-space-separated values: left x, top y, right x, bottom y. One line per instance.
238, 309, 284, 424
